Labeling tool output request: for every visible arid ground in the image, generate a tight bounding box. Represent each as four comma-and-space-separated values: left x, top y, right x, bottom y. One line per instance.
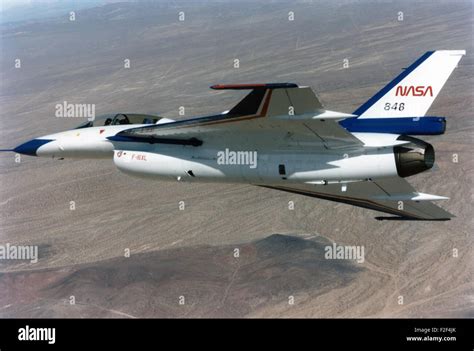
0, 0, 472, 317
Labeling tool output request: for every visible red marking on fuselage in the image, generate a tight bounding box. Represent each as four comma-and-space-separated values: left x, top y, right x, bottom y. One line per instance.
131, 154, 147, 161
210, 84, 267, 90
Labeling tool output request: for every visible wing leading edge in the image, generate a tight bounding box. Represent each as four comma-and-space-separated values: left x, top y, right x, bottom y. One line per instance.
115, 84, 361, 149
260, 177, 453, 220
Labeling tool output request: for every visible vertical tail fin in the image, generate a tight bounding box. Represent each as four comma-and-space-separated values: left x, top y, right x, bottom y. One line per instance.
354, 50, 466, 118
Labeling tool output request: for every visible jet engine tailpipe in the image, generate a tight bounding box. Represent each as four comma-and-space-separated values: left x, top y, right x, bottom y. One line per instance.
394, 136, 434, 178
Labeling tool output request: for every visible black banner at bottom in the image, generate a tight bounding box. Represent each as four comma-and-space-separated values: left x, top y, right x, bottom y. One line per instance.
0, 318, 471, 349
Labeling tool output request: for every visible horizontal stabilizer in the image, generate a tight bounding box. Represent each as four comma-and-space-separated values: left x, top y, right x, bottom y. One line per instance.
371, 192, 449, 201
272, 110, 356, 121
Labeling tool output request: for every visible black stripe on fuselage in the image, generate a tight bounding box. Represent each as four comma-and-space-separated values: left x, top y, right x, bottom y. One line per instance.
108, 135, 203, 146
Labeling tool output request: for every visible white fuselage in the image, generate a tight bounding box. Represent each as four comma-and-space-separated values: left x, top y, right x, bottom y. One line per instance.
112, 133, 401, 184
113, 147, 397, 184
31, 126, 401, 185
35, 125, 149, 158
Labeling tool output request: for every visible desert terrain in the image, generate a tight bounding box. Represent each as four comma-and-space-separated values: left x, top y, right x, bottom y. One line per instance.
0, 0, 472, 317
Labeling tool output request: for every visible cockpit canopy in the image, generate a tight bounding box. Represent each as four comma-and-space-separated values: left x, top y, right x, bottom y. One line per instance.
75, 113, 163, 129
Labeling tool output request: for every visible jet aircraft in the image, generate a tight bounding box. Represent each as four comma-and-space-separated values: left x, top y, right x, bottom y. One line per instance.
11, 50, 466, 220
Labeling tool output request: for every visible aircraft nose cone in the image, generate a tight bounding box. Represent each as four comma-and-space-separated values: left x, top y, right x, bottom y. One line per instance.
13, 139, 54, 156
